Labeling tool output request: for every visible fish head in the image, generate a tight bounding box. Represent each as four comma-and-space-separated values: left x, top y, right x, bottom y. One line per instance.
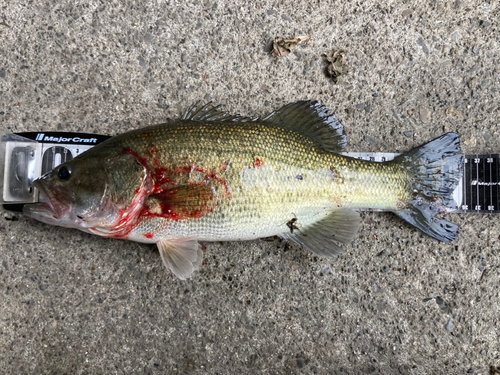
23, 155, 121, 231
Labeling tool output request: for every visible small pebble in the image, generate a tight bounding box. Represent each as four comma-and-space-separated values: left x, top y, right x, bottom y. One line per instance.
419, 106, 431, 124
416, 37, 429, 54
445, 319, 454, 332
480, 20, 490, 27
467, 368, 474, 373
403, 131, 414, 137
468, 78, 478, 89
137, 56, 148, 69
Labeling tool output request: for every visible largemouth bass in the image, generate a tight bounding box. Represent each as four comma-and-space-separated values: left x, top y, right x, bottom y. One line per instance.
24, 101, 463, 279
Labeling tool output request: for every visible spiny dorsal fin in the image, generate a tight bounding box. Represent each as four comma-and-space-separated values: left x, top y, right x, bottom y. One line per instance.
262, 101, 346, 153
182, 101, 346, 153
181, 102, 257, 123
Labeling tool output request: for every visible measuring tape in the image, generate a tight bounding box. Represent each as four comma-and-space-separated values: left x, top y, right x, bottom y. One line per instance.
1, 132, 498, 214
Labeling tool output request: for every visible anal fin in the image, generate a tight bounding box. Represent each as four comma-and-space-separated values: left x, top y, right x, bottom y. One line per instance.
157, 238, 203, 280
279, 210, 360, 257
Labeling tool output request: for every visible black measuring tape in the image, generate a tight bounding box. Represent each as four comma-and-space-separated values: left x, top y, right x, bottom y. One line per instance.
462, 154, 500, 213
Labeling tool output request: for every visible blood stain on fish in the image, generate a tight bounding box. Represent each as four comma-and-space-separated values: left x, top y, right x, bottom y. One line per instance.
123, 147, 231, 222
254, 158, 264, 168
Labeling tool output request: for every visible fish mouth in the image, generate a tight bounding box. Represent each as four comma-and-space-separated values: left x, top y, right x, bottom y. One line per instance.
23, 180, 71, 222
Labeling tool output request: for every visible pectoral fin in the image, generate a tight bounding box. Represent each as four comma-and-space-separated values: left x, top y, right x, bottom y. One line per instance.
279, 210, 360, 257
146, 184, 217, 220
157, 238, 203, 280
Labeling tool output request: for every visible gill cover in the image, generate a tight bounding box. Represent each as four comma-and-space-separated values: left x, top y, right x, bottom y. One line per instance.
23, 151, 148, 234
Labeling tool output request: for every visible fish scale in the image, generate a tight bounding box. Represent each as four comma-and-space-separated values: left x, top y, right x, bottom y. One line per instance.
115, 121, 405, 242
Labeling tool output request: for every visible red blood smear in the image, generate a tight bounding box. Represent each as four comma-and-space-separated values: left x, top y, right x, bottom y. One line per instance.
143, 233, 154, 239
151, 167, 171, 192
145, 146, 161, 167
254, 158, 264, 167
93, 171, 151, 239
124, 148, 149, 168
121, 147, 230, 225
142, 187, 214, 221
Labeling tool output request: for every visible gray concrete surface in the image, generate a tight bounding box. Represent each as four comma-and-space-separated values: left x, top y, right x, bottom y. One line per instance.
1, 0, 499, 374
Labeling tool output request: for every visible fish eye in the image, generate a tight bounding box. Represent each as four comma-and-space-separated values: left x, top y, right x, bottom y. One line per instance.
57, 166, 71, 180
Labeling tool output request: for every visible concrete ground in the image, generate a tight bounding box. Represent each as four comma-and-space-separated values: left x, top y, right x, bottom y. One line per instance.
1, 0, 499, 374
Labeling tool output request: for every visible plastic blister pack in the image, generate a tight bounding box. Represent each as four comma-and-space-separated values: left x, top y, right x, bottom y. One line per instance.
1, 132, 110, 206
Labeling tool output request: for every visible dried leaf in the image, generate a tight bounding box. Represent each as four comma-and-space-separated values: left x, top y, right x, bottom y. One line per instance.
324, 49, 349, 83
271, 35, 313, 58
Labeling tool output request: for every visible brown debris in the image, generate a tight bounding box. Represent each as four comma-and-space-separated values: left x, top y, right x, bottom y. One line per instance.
271, 35, 312, 58
286, 217, 299, 233
324, 49, 349, 83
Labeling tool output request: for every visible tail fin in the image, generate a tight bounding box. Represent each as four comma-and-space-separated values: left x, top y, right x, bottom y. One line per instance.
392, 133, 463, 242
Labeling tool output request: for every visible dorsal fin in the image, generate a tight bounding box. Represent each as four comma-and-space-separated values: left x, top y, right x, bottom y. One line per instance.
181, 102, 257, 123
261, 101, 346, 153
182, 101, 346, 153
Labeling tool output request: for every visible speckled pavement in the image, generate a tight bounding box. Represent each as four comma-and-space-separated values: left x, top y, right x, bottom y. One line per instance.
1, 1, 499, 374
